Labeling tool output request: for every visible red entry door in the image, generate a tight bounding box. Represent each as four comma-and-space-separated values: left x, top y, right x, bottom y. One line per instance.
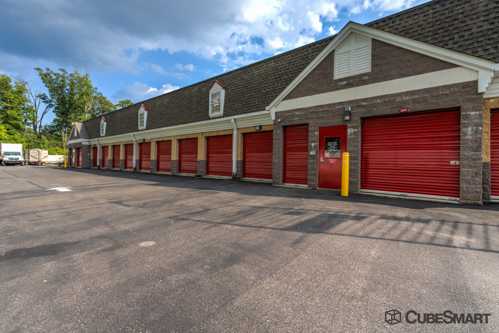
318, 125, 347, 189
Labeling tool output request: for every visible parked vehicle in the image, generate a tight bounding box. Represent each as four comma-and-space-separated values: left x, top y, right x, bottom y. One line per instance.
47, 154, 65, 166
28, 149, 49, 165
0, 143, 25, 165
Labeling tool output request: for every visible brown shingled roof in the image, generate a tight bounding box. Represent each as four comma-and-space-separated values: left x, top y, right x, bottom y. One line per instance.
78, 0, 498, 140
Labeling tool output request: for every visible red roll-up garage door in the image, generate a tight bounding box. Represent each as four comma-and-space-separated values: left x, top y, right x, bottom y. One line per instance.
207, 134, 232, 177
75, 148, 81, 167
361, 110, 460, 198
243, 131, 273, 180
101, 146, 108, 168
491, 110, 499, 197
112, 145, 120, 169
139, 142, 151, 171
179, 138, 197, 174
157, 140, 172, 172
125, 144, 133, 169
284, 125, 308, 185
92, 146, 98, 167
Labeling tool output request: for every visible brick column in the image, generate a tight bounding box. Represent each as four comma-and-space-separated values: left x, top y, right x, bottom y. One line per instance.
150, 141, 157, 173
171, 138, 179, 174
197, 134, 206, 176
81, 145, 91, 169
119, 143, 125, 170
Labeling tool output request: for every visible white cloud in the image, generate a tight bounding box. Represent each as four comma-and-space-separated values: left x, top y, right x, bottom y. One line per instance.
175, 63, 195, 72
371, 0, 416, 11
268, 37, 285, 49
294, 35, 316, 48
0, 0, 427, 74
328, 26, 338, 35
308, 11, 323, 33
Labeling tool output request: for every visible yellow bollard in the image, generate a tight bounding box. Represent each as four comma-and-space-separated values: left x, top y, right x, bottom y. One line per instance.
341, 152, 350, 197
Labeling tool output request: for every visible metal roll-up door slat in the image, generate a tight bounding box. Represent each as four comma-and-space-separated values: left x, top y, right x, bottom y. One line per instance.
157, 140, 172, 172
179, 138, 198, 174
101, 146, 108, 168
284, 125, 308, 185
139, 142, 151, 171
491, 110, 499, 197
361, 110, 460, 198
125, 144, 133, 169
243, 131, 273, 180
112, 145, 120, 169
207, 135, 232, 177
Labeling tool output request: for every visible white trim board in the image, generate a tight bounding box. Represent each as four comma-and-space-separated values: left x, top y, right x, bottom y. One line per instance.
273, 67, 477, 113
69, 110, 272, 146
267, 22, 496, 113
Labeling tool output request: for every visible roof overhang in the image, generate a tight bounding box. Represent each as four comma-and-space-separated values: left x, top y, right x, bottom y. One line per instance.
267, 21, 497, 115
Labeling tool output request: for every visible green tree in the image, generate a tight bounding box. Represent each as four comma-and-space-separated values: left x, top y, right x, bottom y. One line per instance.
35, 68, 95, 148
90, 91, 115, 117
25, 85, 52, 136
0, 75, 29, 137
115, 99, 133, 109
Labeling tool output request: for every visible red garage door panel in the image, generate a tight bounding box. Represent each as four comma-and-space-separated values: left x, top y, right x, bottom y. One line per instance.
361, 110, 460, 198
243, 131, 273, 180
179, 138, 197, 174
157, 140, 172, 172
491, 110, 499, 197
207, 135, 232, 176
112, 145, 120, 169
92, 147, 97, 167
75, 148, 81, 167
284, 125, 308, 185
101, 146, 108, 168
125, 144, 133, 169
139, 142, 151, 170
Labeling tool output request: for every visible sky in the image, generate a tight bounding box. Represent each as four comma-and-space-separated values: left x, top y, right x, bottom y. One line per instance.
0, 0, 429, 123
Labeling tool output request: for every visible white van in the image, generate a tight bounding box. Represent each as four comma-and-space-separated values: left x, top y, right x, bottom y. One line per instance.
0, 143, 25, 165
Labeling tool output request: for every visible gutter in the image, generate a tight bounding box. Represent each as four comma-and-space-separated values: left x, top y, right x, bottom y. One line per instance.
231, 118, 238, 177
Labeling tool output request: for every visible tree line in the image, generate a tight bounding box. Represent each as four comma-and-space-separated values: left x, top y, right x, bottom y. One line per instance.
0, 68, 133, 154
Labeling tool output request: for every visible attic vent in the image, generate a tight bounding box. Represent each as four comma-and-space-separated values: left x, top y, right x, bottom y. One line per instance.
138, 104, 148, 130
209, 82, 225, 118
100, 117, 107, 137
334, 33, 372, 80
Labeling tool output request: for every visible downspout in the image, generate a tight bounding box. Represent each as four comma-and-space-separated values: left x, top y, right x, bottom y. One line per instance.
132, 134, 137, 170
231, 118, 238, 177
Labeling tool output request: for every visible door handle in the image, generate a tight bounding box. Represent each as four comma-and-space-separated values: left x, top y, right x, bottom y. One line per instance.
449, 160, 460, 166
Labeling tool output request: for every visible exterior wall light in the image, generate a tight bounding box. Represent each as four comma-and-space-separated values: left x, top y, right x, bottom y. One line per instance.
344, 105, 352, 122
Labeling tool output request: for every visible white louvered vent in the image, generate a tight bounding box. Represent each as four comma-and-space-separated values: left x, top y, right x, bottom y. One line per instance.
334, 33, 372, 80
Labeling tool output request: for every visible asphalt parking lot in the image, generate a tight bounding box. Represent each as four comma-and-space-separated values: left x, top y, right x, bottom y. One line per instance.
1, 166, 499, 332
